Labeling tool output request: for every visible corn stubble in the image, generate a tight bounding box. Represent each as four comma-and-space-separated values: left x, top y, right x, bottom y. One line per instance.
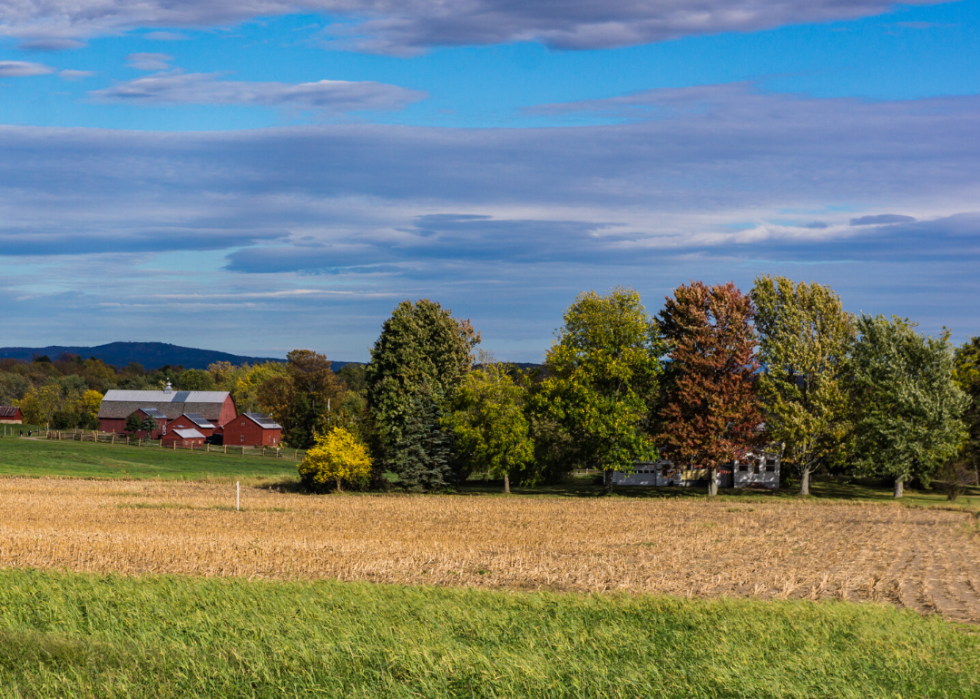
0, 478, 977, 623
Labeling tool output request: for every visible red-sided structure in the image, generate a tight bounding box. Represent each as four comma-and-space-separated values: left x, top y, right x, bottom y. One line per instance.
165, 413, 215, 438
221, 412, 282, 447
127, 408, 168, 439
161, 427, 206, 448
98, 383, 236, 434
0, 406, 23, 424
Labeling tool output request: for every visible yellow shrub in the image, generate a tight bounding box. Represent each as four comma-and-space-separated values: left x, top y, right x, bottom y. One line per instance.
298, 427, 372, 491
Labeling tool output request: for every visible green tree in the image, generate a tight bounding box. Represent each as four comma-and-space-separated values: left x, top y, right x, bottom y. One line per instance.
446, 361, 534, 493
535, 287, 663, 492
19, 384, 62, 426
125, 413, 144, 434
179, 369, 216, 391
851, 316, 968, 497
658, 281, 763, 496
297, 427, 372, 492
953, 336, 980, 479
366, 299, 480, 486
752, 276, 855, 494
337, 364, 367, 392
391, 391, 457, 491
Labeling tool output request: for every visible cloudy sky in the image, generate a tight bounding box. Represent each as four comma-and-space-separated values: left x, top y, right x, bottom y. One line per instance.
1, 0, 978, 361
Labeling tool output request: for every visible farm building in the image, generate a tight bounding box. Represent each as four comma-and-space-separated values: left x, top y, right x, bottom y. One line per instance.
164, 412, 215, 438
127, 407, 168, 439
161, 427, 206, 448
98, 382, 236, 434
0, 406, 23, 424
222, 412, 282, 447
609, 452, 781, 490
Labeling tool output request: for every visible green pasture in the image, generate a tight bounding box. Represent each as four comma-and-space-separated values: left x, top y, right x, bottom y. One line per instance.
0, 568, 976, 698
0, 435, 298, 483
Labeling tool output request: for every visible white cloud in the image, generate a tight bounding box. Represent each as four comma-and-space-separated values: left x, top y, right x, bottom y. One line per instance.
0, 60, 53, 76
0, 0, 948, 53
125, 52, 173, 71
90, 71, 428, 112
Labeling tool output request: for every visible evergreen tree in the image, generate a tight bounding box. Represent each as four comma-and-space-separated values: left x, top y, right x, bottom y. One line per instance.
393, 392, 457, 491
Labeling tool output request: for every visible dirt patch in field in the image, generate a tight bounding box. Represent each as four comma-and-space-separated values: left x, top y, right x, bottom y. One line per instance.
0, 478, 978, 622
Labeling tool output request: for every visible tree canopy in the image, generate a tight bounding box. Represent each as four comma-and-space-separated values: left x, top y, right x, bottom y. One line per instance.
536, 287, 662, 489
658, 281, 763, 495
752, 275, 855, 494
850, 315, 968, 497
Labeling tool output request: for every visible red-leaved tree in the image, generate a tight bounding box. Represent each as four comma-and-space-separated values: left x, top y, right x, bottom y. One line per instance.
658, 281, 763, 496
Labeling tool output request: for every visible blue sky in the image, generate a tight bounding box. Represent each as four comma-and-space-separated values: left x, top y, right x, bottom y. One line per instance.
0, 0, 978, 361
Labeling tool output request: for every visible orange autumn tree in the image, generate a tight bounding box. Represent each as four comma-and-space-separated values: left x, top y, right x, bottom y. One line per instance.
657, 281, 764, 496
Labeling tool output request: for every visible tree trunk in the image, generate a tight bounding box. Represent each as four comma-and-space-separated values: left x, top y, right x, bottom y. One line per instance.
894, 477, 904, 499
800, 469, 810, 496
707, 468, 718, 497
604, 469, 614, 494
503, 472, 510, 494
336, 477, 343, 493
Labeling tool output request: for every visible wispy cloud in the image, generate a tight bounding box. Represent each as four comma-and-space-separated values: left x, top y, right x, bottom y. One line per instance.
90, 71, 427, 112
0, 0, 949, 53
850, 213, 916, 225
0, 60, 53, 76
125, 53, 173, 71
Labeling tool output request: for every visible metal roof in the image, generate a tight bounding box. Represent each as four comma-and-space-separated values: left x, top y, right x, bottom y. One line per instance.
0, 406, 21, 418
182, 412, 214, 428
171, 428, 205, 439
98, 390, 232, 420
104, 390, 229, 403
138, 408, 168, 419
245, 412, 282, 429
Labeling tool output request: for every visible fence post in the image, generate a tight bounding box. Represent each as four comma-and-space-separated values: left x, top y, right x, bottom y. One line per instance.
242, 446, 245, 457
206, 443, 210, 453
223, 444, 227, 454
262, 447, 266, 457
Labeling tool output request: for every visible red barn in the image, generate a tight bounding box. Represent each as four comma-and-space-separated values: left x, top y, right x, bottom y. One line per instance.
98, 382, 236, 434
222, 412, 282, 447
164, 413, 215, 439
0, 406, 23, 424
161, 427, 206, 448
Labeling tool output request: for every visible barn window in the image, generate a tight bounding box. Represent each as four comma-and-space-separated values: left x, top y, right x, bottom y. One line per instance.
240, 435, 245, 443
737, 461, 748, 472
765, 458, 777, 472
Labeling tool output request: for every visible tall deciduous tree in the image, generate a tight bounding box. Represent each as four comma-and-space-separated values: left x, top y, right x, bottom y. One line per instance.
536, 287, 662, 491
658, 281, 763, 496
447, 360, 534, 493
366, 299, 480, 487
752, 276, 855, 495
851, 316, 968, 497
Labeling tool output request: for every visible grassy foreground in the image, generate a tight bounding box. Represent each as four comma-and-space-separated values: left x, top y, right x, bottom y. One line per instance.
0, 569, 976, 698
0, 436, 298, 482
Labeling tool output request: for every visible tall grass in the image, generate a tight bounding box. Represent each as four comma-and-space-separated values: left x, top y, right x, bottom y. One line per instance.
0, 568, 976, 698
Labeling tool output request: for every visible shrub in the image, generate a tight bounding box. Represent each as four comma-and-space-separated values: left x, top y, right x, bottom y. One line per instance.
936, 460, 978, 501
297, 427, 372, 492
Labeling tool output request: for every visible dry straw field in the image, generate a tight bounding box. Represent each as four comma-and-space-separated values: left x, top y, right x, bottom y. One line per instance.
1, 478, 978, 623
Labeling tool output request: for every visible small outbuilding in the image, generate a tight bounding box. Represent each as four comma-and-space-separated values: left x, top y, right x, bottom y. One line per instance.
165, 412, 215, 438
161, 427, 206, 448
222, 412, 282, 447
0, 406, 23, 424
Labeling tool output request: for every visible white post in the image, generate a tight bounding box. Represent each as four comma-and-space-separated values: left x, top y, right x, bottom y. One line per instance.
237, 481, 240, 511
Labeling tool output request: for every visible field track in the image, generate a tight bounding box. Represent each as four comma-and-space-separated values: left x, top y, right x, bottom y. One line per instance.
1, 478, 978, 623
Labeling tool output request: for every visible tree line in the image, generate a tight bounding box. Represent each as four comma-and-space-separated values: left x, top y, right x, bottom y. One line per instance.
3, 275, 977, 498
299, 277, 977, 499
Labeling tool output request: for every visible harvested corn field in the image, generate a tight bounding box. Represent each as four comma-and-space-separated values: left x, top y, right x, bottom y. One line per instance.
1, 478, 978, 623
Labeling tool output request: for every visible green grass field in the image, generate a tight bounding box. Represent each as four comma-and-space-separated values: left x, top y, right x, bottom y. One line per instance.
0, 435, 298, 482
0, 568, 976, 698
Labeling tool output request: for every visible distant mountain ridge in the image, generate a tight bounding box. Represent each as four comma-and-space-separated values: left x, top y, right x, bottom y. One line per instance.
0, 342, 357, 371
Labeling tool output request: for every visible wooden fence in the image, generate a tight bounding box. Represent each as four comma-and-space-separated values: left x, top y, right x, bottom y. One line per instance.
41, 429, 306, 461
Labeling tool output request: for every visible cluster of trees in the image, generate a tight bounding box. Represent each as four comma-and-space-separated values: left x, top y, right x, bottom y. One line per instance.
5, 275, 976, 499
305, 278, 977, 499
